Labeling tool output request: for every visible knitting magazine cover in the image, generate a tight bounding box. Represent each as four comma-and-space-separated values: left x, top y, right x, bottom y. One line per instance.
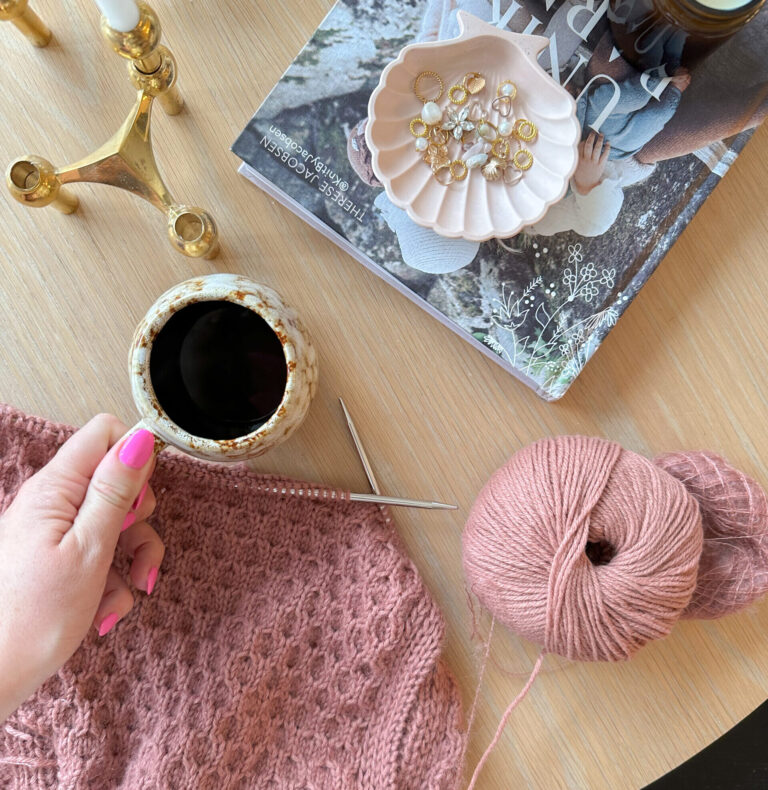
232, 0, 767, 400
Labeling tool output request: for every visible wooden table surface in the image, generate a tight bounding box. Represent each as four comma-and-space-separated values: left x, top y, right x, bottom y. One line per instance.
2, 2, 767, 788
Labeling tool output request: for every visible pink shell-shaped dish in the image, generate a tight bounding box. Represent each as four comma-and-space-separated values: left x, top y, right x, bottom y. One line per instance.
366, 12, 580, 241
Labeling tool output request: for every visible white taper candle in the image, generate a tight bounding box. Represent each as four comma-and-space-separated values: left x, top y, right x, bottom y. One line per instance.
95, 0, 140, 32
696, 0, 754, 8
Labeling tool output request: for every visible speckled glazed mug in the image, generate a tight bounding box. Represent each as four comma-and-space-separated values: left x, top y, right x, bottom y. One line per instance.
129, 274, 318, 462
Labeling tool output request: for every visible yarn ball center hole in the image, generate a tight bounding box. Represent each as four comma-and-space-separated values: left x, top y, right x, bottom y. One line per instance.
585, 540, 615, 566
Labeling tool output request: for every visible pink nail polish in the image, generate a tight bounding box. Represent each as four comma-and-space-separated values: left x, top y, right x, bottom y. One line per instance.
119, 429, 155, 470
147, 566, 159, 596
132, 481, 149, 511
121, 511, 136, 532
98, 613, 118, 637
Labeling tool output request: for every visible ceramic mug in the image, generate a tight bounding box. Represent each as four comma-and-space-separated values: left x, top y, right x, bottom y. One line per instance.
129, 274, 318, 461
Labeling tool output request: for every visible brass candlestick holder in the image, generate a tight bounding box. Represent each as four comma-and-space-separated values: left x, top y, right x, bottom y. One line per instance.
6, 2, 219, 259
0, 0, 51, 47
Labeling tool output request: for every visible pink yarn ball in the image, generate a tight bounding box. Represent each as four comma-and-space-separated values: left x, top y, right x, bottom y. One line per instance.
655, 450, 768, 619
463, 436, 768, 662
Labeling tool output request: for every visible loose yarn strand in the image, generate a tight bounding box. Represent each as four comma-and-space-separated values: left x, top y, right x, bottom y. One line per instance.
465, 617, 495, 739
0, 756, 57, 769
466, 651, 545, 790
455, 616, 496, 790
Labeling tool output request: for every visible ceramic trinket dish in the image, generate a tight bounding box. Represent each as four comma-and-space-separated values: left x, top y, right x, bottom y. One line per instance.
366, 12, 580, 241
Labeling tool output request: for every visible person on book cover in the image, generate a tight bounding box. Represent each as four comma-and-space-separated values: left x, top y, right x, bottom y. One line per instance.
524, 0, 766, 234
531, 16, 692, 236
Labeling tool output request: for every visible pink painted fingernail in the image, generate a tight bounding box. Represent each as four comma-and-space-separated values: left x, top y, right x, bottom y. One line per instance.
132, 481, 149, 511
121, 511, 136, 532
98, 613, 118, 637
119, 429, 155, 470
146, 566, 159, 596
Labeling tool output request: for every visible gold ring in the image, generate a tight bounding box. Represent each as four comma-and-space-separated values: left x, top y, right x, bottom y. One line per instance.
413, 71, 444, 103
448, 85, 469, 105
513, 148, 534, 171
450, 159, 468, 181
410, 118, 429, 138
492, 139, 510, 159
433, 163, 454, 185
514, 119, 537, 142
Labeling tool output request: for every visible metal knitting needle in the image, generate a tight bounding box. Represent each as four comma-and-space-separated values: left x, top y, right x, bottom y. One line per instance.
339, 397, 382, 494
346, 492, 457, 510
339, 397, 458, 511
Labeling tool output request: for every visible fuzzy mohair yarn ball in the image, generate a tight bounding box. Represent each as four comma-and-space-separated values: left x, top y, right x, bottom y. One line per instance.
462, 436, 768, 663
656, 450, 768, 619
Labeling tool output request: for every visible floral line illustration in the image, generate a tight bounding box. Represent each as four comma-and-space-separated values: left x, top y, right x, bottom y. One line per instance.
482, 243, 621, 397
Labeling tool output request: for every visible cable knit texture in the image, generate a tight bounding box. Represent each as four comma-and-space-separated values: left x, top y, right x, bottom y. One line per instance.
0, 404, 464, 789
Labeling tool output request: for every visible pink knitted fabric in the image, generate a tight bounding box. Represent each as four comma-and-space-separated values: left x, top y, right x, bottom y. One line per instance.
0, 404, 464, 789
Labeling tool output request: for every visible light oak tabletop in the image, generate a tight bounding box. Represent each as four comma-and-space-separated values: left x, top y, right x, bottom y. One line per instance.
1, 2, 767, 788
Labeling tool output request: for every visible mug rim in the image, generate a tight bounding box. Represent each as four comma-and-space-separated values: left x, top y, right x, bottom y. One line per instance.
129, 274, 303, 460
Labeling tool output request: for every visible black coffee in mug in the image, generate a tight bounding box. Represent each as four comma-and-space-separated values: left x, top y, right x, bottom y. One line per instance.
149, 300, 288, 440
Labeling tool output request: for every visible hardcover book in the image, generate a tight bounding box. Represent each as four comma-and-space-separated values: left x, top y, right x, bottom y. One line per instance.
232, 0, 765, 400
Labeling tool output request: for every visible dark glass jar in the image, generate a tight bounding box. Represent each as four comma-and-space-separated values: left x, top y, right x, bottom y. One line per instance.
609, 0, 766, 71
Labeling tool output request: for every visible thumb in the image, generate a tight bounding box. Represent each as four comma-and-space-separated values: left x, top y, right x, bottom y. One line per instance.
68, 428, 156, 554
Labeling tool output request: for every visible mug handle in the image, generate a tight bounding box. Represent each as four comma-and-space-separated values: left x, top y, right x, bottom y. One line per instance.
128, 419, 168, 457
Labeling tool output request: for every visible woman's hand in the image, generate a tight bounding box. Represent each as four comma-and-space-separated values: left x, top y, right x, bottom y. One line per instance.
0, 414, 165, 721
572, 132, 611, 195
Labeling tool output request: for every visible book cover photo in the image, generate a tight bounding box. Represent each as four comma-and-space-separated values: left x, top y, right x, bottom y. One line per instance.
233, 0, 766, 400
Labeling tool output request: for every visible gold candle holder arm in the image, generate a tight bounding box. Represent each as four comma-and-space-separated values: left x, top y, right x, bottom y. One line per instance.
6, 157, 78, 213
0, 0, 51, 47
7, 93, 219, 258
101, 2, 183, 116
